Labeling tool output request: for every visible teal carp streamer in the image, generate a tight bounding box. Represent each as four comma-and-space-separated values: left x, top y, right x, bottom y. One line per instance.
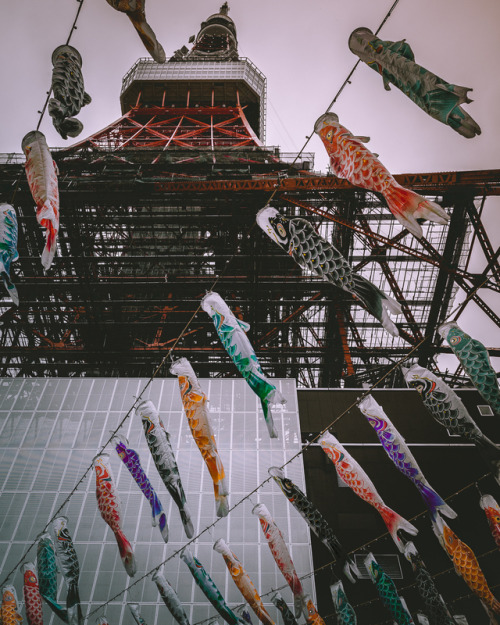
37, 533, 68, 623
364, 553, 414, 624
180, 547, 243, 625
348, 28, 481, 138
201, 291, 285, 439
439, 322, 500, 415
0, 204, 19, 306
330, 581, 357, 625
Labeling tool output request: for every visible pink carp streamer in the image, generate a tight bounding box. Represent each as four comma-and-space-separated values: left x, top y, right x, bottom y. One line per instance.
21, 131, 60, 270
314, 113, 449, 239
214, 538, 275, 625
319, 431, 417, 552
93, 453, 137, 577
23, 563, 44, 625
252, 503, 307, 619
171, 357, 229, 517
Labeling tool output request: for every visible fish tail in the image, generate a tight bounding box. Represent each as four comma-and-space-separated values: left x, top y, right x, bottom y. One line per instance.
40, 214, 58, 270
66, 583, 83, 625
128, 15, 166, 64
0, 269, 19, 306
179, 506, 195, 538
482, 600, 500, 622
214, 491, 229, 518
158, 511, 169, 542
261, 399, 278, 438
60, 118, 84, 139
342, 553, 362, 583
418, 482, 457, 519
114, 529, 137, 577
379, 506, 418, 551
351, 274, 401, 336
293, 591, 308, 620
42, 594, 69, 622
383, 182, 449, 239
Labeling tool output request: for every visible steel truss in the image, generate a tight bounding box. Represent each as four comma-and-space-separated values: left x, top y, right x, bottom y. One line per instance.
0, 103, 498, 386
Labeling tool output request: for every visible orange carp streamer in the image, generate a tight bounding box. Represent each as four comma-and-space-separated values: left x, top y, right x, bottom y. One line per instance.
171, 357, 229, 517
314, 113, 449, 239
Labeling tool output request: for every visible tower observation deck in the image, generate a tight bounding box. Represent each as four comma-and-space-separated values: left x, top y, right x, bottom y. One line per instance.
0, 3, 499, 385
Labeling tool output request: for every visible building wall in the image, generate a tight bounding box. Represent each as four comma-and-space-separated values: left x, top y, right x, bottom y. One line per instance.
0, 377, 315, 625
298, 388, 500, 624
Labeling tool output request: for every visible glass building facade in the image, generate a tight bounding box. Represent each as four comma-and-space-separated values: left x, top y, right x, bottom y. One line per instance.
0, 377, 315, 625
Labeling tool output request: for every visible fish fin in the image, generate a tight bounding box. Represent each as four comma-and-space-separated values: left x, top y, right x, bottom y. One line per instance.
1, 271, 19, 306
179, 507, 195, 538
237, 318, 251, 332
42, 595, 69, 622
114, 529, 137, 577
418, 482, 456, 519
351, 274, 401, 336
83, 92, 92, 106
383, 183, 449, 239
260, 399, 278, 438
128, 14, 166, 63
382, 75, 391, 91
379, 506, 418, 552
352, 135, 370, 143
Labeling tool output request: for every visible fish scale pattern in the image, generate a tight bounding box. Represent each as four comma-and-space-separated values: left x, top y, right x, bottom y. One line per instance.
365, 554, 414, 624
23, 563, 44, 625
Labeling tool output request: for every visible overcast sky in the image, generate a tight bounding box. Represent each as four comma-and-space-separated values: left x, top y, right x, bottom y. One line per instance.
0, 0, 498, 362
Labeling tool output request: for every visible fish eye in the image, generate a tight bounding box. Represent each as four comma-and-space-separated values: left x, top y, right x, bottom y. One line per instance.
449, 336, 460, 345
277, 223, 286, 238
326, 130, 333, 141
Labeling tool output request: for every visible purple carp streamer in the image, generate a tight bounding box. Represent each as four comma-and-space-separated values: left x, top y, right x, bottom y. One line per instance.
330, 581, 357, 625
48, 45, 91, 139
52, 516, 83, 625
180, 547, 243, 625
364, 553, 414, 624
136, 399, 194, 538
22, 563, 44, 625
348, 28, 481, 139
214, 539, 275, 625
314, 113, 449, 240
22, 131, 59, 270
268, 466, 360, 583
439, 322, 500, 416
359, 395, 455, 520
1, 586, 22, 625
104, 1, 166, 63
93, 454, 137, 577
128, 603, 148, 625
201, 291, 285, 439
113, 433, 169, 542
152, 569, 190, 625
320, 432, 417, 552
257, 207, 401, 336
0, 204, 19, 306
252, 503, 307, 619
170, 357, 229, 517
403, 542, 456, 625
404, 364, 500, 484
271, 592, 298, 625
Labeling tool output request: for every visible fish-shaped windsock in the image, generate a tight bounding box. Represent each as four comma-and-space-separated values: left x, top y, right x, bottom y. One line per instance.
236, 607, 253, 625
257, 208, 401, 336
438, 322, 500, 416
404, 364, 500, 484
52, 517, 83, 625
170, 357, 229, 517
113, 434, 168, 542
480, 495, 500, 550
104, 0, 166, 63
180, 547, 243, 625
270, 593, 298, 625
21, 131, 59, 270
213, 539, 275, 625
364, 553, 414, 624
432, 516, 500, 617
128, 603, 148, 625
48, 45, 91, 139
22, 563, 44, 625
93, 454, 137, 577
252, 503, 307, 619
152, 569, 190, 625
1, 586, 23, 625
136, 399, 194, 538
37, 533, 68, 622
314, 113, 449, 240
268, 466, 360, 583
359, 395, 455, 520
348, 28, 481, 139
0, 204, 19, 306
330, 581, 357, 625
319, 432, 417, 551
403, 543, 456, 625
304, 599, 325, 625
201, 292, 286, 439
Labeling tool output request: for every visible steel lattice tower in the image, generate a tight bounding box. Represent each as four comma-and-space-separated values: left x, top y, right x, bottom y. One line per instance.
0, 4, 499, 385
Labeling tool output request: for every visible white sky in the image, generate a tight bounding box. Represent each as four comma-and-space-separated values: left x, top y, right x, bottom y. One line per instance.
0, 0, 499, 365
